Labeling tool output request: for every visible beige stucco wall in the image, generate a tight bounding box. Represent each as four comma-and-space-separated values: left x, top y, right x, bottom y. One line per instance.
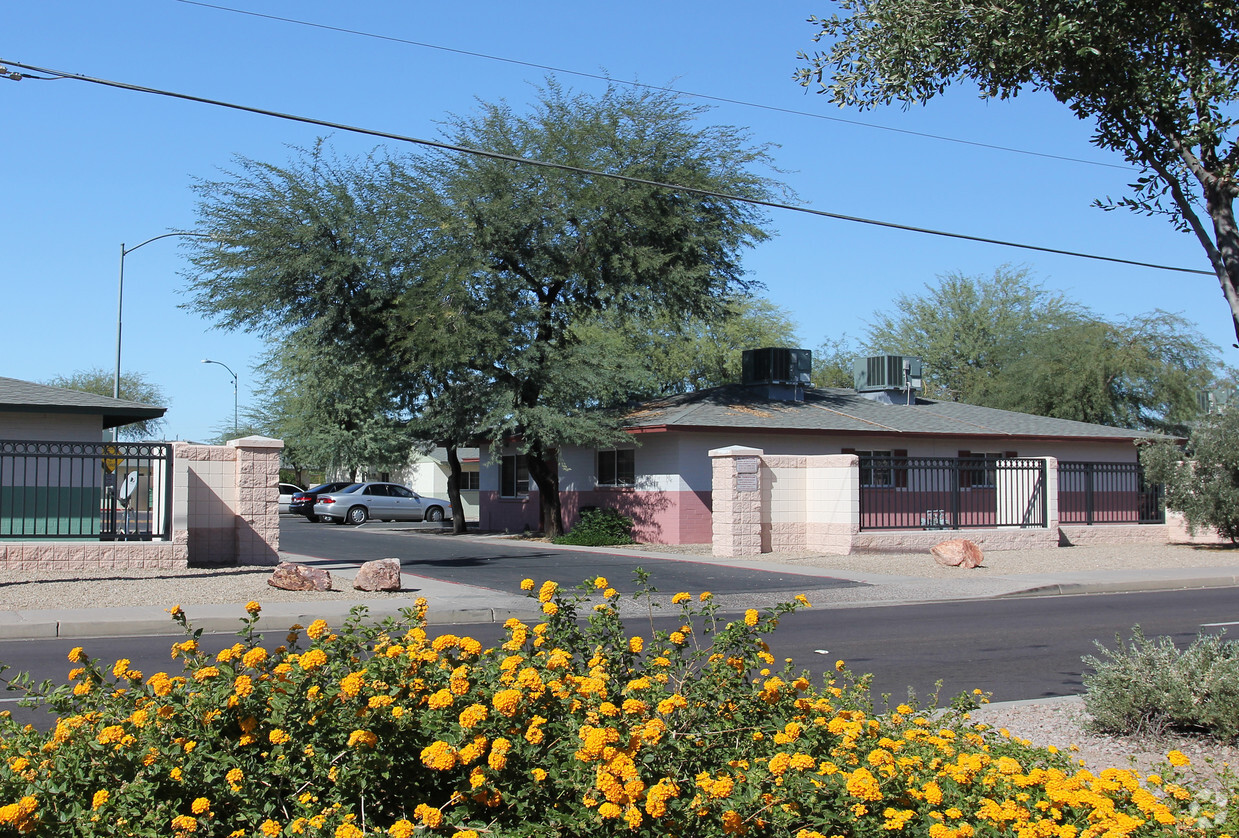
0, 411, 103, 442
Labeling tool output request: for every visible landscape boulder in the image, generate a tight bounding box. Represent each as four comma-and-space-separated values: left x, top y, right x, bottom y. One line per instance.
930, 538, 984, 568
353, 558, 403, 592
268, 561, 333, 592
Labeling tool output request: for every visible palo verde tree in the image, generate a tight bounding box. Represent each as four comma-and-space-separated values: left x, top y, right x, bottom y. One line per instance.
797, 0, 1239, 343
413, 80, 781, 536
985, 311, 1216, 434
865, 266, 1084, 402
865, 267, 1219, 432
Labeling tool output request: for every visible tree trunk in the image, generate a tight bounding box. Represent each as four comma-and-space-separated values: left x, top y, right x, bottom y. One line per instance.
1206, 191, 1239, 346
445, 446, 468, 535
525, 442, 564, 537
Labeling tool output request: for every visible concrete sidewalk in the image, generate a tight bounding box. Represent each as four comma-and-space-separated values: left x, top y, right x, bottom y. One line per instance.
1, 539, 1237, 640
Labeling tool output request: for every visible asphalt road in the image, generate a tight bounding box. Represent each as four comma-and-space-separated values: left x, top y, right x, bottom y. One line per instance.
278, 517, 864, 597
1, 587, 1235, 728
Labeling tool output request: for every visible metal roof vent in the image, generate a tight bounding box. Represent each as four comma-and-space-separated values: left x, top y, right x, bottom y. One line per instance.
854, 355, 922, 405
741, 347, 812, 401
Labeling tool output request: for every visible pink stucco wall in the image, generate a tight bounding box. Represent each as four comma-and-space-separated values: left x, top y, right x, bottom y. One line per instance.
478, 489, 713, 543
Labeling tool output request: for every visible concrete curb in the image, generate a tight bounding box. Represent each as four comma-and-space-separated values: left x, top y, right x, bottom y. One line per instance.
1001, 574, 1239, 598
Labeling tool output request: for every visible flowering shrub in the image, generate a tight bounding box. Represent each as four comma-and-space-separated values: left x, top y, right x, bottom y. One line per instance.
0, 581, 1231, 836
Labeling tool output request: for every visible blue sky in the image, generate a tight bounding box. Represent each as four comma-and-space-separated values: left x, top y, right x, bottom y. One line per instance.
2, 1, 1222, 443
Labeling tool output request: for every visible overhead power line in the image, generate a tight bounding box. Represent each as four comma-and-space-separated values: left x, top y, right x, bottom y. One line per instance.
0, 58, 1211, 277
175, 0, 1129, 172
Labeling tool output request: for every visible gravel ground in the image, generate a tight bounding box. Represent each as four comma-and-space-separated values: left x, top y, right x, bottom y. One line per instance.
0, 566, 419, 612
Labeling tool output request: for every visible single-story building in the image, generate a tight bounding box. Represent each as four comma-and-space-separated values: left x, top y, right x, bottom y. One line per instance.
477, 353, 1175, 552
377, 447, 481, 521
1, 375, 283, 568
0, 376, 165, 441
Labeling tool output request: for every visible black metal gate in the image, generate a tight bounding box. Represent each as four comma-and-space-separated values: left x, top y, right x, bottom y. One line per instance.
857, 456, 1047, 531
0, 440, 172, 540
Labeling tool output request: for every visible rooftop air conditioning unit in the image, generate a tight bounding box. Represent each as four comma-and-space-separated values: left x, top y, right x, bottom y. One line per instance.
853, 355, 922, 392
742, 347, 813, 386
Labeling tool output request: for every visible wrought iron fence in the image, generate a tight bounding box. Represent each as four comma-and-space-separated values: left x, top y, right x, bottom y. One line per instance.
1059, 461, 1164, 525
0, 440, 172, 540
857, 456, 1048, 531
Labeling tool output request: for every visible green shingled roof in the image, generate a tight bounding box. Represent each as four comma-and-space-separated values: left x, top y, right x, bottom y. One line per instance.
621, 385, 1172, 443
0, 376, 166, 431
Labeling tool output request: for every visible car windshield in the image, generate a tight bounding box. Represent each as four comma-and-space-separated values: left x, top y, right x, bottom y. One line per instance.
337, 484, 363, 494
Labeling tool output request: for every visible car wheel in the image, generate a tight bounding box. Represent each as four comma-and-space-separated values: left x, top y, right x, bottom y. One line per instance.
346, 506, 369, 525
425, 506, 444, 522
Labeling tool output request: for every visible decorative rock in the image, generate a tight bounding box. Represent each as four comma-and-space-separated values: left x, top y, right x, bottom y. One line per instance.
931, 538, 984, 568
353, 558, 403, 592
268, 561, 333, 591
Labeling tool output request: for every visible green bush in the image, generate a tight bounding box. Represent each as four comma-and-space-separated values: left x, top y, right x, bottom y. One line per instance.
1140, 407, 1239, 542
553, 507, 635, 546
1083, 625, 1239, 740
0, 584, 1230, 837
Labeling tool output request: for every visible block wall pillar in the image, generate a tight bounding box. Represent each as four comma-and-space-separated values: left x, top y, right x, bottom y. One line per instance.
230, 436, 284, 566
709, 445, 764, 557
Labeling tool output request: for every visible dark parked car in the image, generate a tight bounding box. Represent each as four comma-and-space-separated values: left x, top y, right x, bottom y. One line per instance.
289, 482, 354, 520
314, 482, 451, 525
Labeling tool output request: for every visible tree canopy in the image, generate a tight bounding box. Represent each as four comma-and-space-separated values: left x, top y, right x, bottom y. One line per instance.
45, 368, 168, 440
184, 82, 781, 536
866, 266, 1082, 403
571, 296, 802, 400
862, 266, 1220, 433
797, 0, 1239, 343
248, 338, 414, 483
412, 81, 780, 534
1142, 407, 1239, 541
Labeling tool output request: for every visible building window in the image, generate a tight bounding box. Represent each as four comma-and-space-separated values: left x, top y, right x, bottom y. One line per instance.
959, 451, 1006, 488
460, 470, 480, 491
500, 454, 529, 497
597, 448, 635, 487
857, 450, 893, 487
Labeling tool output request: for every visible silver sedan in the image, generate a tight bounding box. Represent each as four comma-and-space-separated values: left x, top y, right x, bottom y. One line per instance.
313, 482, 452, 525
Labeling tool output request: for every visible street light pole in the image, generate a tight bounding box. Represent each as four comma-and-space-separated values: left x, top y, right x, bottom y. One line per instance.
114, 232, 214, 438
200, 359, 239, 438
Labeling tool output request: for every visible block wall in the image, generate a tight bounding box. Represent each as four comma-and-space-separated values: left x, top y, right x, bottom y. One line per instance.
0, 436, 282, 570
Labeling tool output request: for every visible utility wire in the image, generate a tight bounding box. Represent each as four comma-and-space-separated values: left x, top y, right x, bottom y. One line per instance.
0, 58, 1211, 277
174, 0, 1129, 172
